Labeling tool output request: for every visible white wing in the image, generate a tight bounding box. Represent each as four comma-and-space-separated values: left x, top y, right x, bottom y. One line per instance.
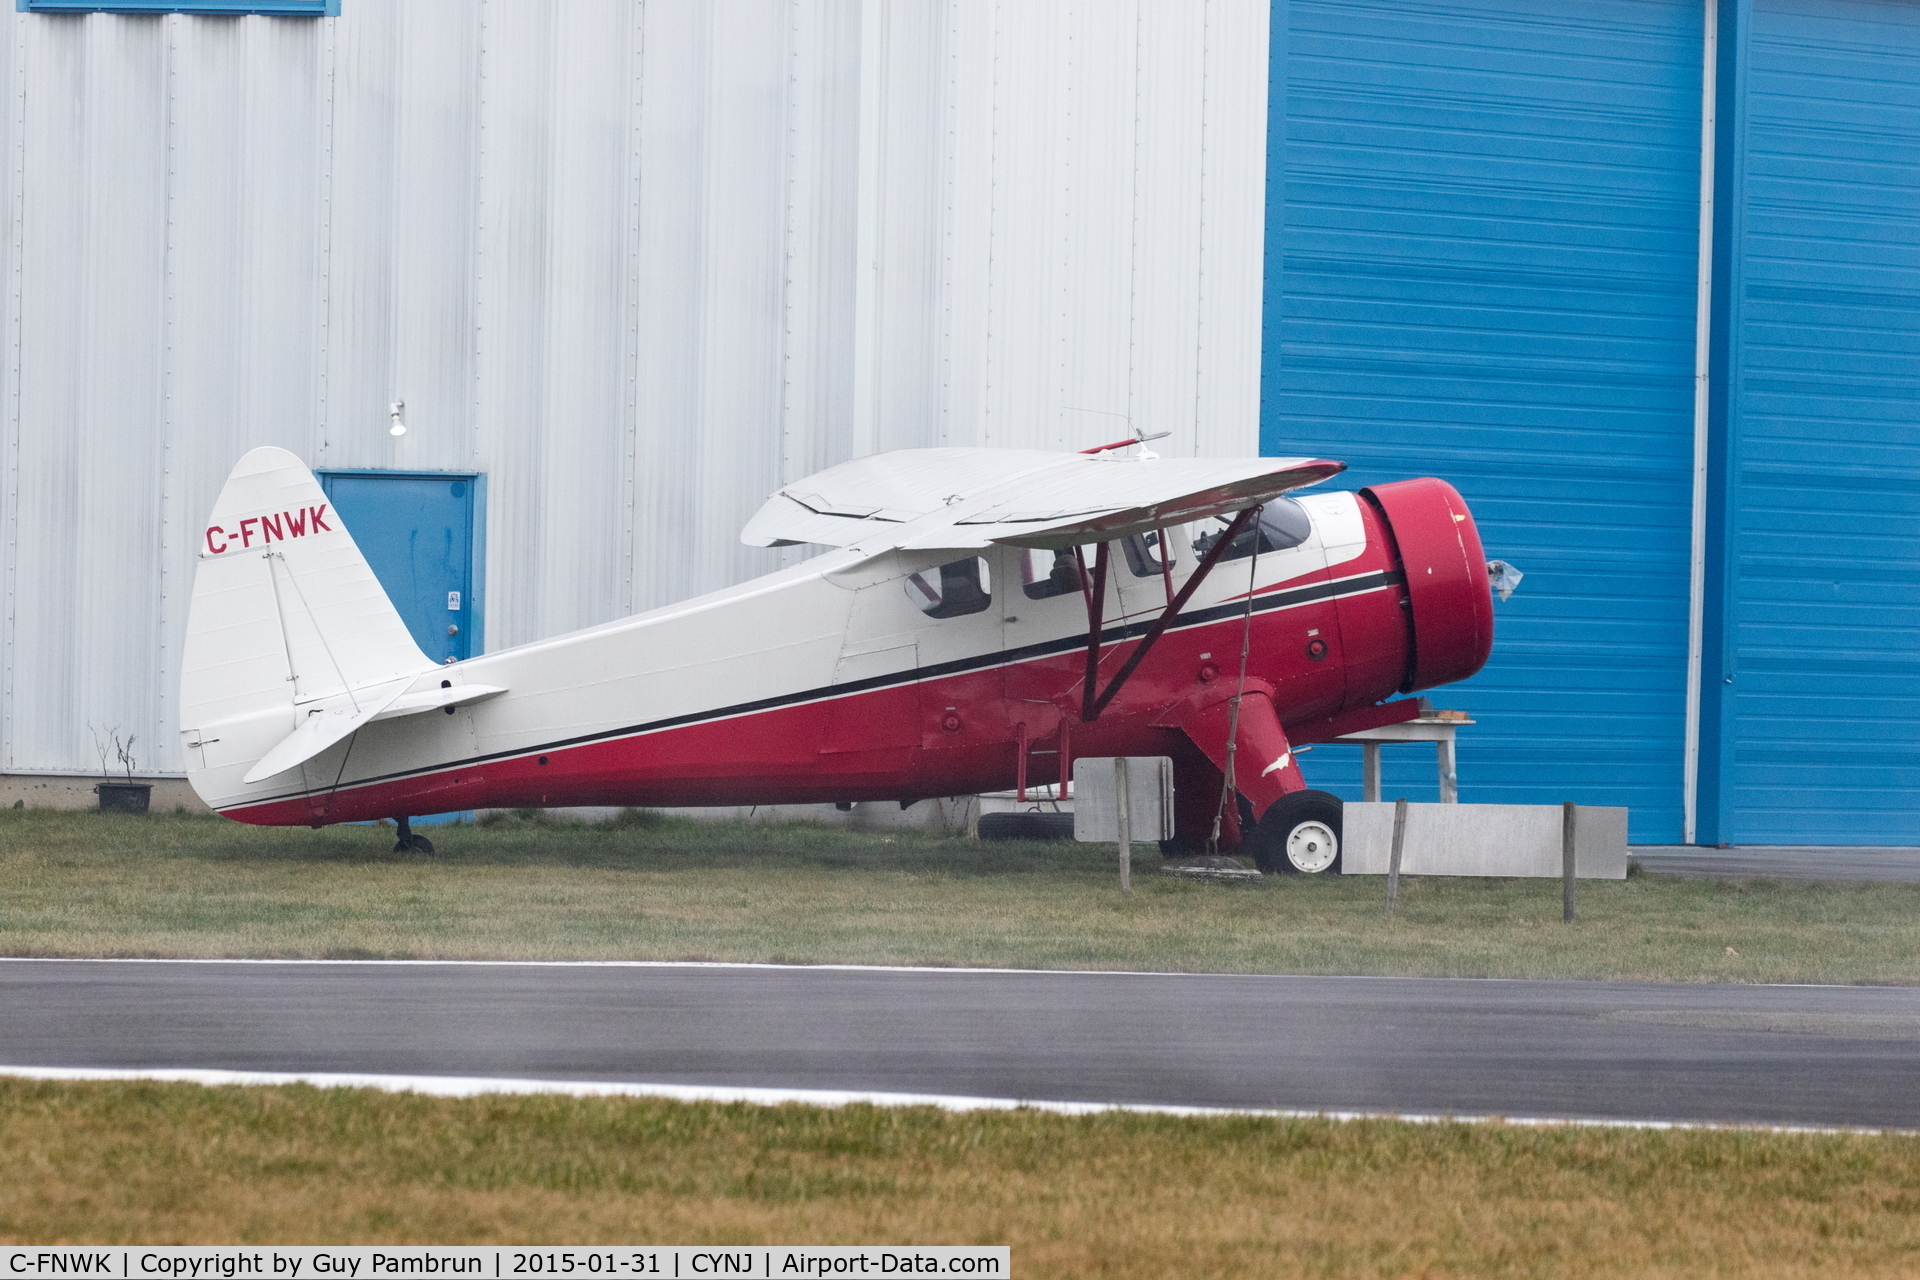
741, 447, 1346, 553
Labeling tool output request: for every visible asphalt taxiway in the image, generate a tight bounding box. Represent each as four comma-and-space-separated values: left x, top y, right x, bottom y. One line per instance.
2, 960, 1916, 1128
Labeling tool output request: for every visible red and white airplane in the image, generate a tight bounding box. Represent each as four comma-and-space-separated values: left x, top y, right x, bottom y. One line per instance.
180, 440, 1497, 872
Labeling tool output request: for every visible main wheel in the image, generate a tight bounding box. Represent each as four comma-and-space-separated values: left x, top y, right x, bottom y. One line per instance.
1247, 790, 1343, 875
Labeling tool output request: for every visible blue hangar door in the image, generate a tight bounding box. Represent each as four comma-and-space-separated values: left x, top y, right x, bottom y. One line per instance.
317, 471, 485, 666
1261, 0, 1704, 841
1700, 0, 1920, 844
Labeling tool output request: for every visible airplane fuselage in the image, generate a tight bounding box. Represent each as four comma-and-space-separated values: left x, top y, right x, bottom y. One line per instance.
189, 477, 1492, 841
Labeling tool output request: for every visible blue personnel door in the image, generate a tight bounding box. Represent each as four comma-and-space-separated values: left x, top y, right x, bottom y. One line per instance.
317, 470, 485, 665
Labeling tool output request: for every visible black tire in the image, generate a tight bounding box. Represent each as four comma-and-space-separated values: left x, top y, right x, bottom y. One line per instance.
977, 811, 1076, 841
1246, 790, 1343, 875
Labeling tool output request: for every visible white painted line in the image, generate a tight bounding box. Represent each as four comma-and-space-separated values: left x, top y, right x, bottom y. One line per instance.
0, 956, 1506, 979
0, 1065, 1907, 1138
0, 957, 1507, 978
0, 956, 1895, 990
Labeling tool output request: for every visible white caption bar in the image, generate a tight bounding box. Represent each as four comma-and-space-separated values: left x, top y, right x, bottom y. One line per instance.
1, 1250, 1008, 1280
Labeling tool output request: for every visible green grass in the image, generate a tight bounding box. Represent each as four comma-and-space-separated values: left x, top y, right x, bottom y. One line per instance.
2, 1078, 1917, 1275
1, 807, 1916, 982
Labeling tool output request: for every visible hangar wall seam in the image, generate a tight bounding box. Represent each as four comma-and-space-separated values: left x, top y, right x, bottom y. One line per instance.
0, 8, 19, 772
1683, 0, 1718, 845
619, 0, 643, 618
156, 14, 178, 778
1697, 0, 1750, 845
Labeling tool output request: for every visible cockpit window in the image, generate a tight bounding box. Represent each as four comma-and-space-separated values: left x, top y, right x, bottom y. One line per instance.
1121, 529, 1174, 578
906, 557, 993, 618
1019, 548, 1082, 600
1190, 499, 1313, 562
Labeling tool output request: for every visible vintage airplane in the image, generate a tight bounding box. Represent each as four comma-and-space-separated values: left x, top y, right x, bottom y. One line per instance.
179, 439, 1499, 873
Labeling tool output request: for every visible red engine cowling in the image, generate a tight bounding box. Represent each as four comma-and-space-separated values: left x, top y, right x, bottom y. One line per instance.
1362, 478, 1494, 692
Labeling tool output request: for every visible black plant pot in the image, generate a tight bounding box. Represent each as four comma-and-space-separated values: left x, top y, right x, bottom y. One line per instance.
96, 782, 151, 815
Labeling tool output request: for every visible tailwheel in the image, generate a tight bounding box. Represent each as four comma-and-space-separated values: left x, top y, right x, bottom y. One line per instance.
392, 817, 435, 856
1248, 790, 1343, 875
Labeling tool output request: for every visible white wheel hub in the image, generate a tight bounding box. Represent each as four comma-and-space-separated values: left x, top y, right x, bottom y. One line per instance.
1285, 819, 1339, 873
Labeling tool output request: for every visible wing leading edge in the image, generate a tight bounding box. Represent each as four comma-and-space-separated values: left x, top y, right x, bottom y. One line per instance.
741, 448, 1346, 554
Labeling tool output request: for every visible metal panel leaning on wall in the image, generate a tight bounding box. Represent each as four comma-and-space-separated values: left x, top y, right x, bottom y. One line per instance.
1260, 0, 1705, 841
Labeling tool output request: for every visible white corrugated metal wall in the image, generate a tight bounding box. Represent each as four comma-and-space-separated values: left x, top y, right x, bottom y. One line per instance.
0, 0, 1267, 777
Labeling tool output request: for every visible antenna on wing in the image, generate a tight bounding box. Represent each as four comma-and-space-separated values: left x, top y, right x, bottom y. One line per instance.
1067, 409, 1172, 460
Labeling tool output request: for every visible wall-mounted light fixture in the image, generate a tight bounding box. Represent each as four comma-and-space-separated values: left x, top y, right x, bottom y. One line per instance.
389, 401, 406, 437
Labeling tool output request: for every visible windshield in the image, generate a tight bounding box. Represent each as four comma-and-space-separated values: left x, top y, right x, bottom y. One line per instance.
1189, 499, 1313, 562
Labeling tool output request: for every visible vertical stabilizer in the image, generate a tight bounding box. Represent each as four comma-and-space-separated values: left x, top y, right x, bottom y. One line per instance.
180, 448, 433, 799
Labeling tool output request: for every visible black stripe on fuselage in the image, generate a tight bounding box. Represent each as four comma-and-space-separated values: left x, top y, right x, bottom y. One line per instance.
225, 568, 1405, 810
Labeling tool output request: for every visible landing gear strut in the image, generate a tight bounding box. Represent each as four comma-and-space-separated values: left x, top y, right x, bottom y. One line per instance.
393, 816, 435, 855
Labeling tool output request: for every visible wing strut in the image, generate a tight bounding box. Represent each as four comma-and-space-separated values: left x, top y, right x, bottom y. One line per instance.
1081, 506, 1259, 723
1074, 542, 1111, 720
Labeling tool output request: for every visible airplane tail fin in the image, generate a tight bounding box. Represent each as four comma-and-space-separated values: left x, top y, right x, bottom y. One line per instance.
180, 447, 435, 796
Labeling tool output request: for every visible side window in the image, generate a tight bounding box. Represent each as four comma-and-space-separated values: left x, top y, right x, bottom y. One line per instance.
1190, 499, 1313, 563
1121, 529, 1174, 578
905, 557, 993, 618
1019, 547, 1083, 600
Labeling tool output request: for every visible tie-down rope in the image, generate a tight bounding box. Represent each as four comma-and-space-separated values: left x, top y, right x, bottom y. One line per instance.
1206, 506, 1264, 856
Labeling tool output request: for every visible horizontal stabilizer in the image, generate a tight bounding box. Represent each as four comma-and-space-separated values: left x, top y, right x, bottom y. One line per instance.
242, 682, 509, 784
743, 448, 1345, 553
241, 682, 412, 785
370, 684, 508, 721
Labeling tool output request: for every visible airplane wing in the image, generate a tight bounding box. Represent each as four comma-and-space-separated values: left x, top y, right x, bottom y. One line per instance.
741, 448, 1346, 553
740, 449, 1066, 548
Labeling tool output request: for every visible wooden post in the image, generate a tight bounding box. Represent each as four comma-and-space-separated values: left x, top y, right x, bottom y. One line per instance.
1386, 797, 1408, 915
1116, 756, 1132, 893
1562, 801, 1577, 923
